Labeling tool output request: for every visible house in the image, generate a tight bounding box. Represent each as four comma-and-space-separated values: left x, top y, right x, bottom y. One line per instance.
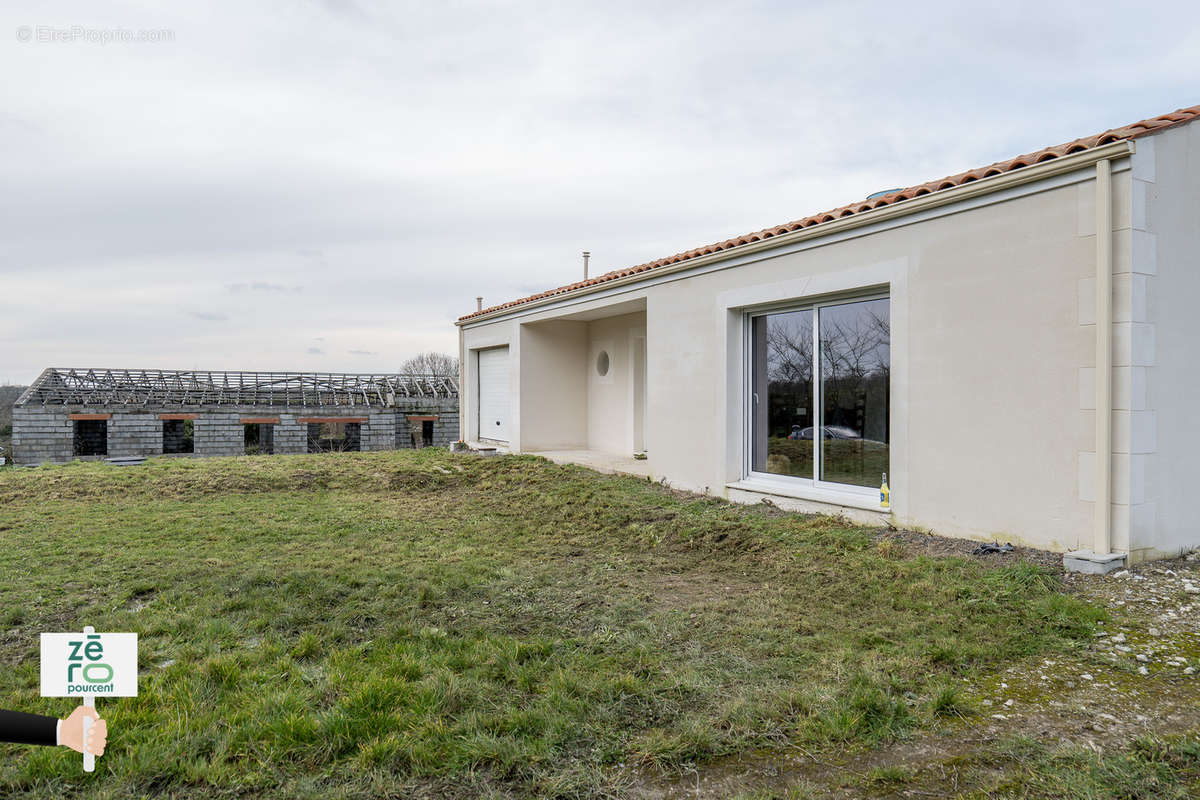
455, 104, 1200, 569
12, 368, 459, 464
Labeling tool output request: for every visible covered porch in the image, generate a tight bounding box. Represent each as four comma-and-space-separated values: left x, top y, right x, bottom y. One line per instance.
517, 297, 648, 467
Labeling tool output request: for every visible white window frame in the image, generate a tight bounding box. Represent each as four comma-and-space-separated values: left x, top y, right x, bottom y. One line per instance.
743, 289, 889, 497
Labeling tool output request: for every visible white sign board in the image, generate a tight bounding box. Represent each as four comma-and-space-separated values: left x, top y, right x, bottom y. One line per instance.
40, 632, 138, 698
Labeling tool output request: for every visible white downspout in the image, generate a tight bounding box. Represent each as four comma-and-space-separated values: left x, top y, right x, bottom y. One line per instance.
1094, 159, 1113, 555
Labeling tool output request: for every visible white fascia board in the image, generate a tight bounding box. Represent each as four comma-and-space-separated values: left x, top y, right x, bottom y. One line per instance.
459, 140, 1135, 328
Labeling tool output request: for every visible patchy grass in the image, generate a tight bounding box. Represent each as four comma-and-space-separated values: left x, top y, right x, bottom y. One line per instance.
940, 734, 1200, 799
929, 684, 973, 719
0, 450, 1106, 798
704, 735, 1200, 799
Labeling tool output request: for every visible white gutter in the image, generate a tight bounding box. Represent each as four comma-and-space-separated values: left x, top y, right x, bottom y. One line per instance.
1094, 158, 1114, 555
458, 140, 1135, 327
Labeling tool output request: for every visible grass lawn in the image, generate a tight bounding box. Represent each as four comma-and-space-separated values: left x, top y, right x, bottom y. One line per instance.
0, 450, 1110, 798
735, 734, 1200, 800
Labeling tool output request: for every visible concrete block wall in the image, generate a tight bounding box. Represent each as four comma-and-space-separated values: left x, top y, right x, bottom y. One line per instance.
427, 397, 461, 447
395, 422, 413, 449
433, 414, 460, 447
12, 399, 460, 464
108, 412, 167, 457
194, 413, 247, 457
196, 411, 316, 456
273, 416, 307, 454
364, 411, 397, 451
391, 398, 460, 449
11, 408, 75, 463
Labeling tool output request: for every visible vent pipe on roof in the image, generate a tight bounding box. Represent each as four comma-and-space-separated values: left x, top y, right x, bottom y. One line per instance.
476, 296, 483, 312
582, 251, 590, 280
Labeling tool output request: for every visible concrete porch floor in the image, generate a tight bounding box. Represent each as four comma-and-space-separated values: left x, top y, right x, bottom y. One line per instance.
528, 449, 653, 479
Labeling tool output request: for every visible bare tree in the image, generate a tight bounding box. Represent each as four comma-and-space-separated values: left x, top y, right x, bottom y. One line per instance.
767, 315, 813, 386
818, 301, 890, 443
399, 351, 459, 378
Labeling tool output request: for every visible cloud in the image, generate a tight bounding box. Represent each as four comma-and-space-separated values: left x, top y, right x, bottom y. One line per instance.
227, 281, 302, 293
3, 0, 1200, 384
320, 0, 370, 21
189, 311, 229, 321
306, 346, 324, 355
348, 349, 376, 356
297, 248, 326, 262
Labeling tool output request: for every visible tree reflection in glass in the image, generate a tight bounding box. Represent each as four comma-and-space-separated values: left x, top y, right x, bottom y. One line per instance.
818, 298, 889, 487
752, 309, 813, 478
751, 297, 889, 488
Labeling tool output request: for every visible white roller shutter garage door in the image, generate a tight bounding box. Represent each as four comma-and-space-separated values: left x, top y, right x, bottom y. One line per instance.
476, 347, 510, 442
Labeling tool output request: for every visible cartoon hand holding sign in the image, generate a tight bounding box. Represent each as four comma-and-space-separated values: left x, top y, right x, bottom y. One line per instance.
38, 626, 137, 772
0, 706, 105, 753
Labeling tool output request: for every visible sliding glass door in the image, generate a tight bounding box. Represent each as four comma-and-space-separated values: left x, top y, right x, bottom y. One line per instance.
751, 309, 814, 478
749, 295, 889, 491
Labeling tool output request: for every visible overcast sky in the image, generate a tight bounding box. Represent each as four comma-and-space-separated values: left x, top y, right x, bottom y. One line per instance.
1, 1, 1197, 384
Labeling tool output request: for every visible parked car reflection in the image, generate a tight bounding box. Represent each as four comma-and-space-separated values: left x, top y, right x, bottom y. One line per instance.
788, 425, 861, 440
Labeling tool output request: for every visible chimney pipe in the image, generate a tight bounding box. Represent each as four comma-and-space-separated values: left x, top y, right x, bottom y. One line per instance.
476, 296, 483, 312
582, 251, 590, 280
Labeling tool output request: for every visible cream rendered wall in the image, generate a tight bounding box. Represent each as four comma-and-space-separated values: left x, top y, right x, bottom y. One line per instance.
644, 288, 725, 494
646, 179, 1104, 550
458, 157, 1170, 553
1140, 124, 1200, 559
519, 320, 588, 450
586, 312, 645, 454
905, 187, 1093, 550
461, 320, 520, 446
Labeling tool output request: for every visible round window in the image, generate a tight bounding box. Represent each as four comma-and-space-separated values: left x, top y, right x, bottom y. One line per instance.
596, 351, 610, 376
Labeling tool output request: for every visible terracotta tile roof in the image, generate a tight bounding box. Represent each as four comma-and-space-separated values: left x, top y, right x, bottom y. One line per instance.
459, 103, 1200, 322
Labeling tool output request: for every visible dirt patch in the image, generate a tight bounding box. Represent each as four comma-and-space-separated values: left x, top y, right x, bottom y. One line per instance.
124, 588, 157, 613
387, 466, 473, 492
642, 570, 758, 611
874, 527, 1065, 572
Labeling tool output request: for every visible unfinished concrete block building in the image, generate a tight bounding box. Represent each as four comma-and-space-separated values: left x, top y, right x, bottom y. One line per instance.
11, 368, 459, 465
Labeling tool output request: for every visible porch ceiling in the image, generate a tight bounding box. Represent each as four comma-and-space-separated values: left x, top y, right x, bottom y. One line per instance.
530, 297, 646, 323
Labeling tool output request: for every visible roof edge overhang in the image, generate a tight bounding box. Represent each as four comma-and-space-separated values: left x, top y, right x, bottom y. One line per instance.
458, 138, 1135, 328
13, 368, 53, 407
